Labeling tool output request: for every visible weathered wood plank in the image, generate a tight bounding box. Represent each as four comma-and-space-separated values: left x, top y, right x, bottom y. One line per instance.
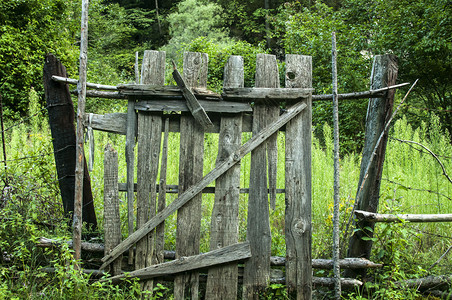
354, 210, 452, 223
84, 112, 255, 134
285, 54, 312, 299
206, 55, 244, 299
100, 100, 307, 270
155, 117, 170, 265
44, 54, 97, 229
243, 53, 279, 299
103, 144, 122, 276
174, 52, 207, 300
172, 62, 213, 130
126, 100, 136, 266
346, 55, 398, 278
103, 242, 251, 284
118, 183, 286, 194
135, 99, 252, 113
136, 50, 166, 294
223, 87, 312, 101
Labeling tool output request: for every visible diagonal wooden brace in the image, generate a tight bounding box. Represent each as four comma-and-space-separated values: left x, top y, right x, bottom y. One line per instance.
99, 99, 308, 270
172, 62, 214, 130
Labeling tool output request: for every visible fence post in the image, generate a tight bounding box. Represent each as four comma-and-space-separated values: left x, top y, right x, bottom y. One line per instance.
103, 144, 121, 275
174, 52, 208, 300
205, 55, 244, 299
285, 54, 313, 299
43, 54, 97, 229
243, 54, 279, 299
346, 54, 398, 277
136, 50, 165, 293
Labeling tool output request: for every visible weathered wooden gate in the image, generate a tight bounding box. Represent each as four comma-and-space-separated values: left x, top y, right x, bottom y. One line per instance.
97, 50, 313, 299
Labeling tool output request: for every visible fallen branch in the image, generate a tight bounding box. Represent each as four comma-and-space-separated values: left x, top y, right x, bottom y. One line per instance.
429, 244, 452, 271
354, 210, 452, 223
397, 275, 452, 290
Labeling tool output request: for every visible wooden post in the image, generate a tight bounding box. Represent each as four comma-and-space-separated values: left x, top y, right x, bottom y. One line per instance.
174, 52, 207, 300
103, 144, 122, 275
243, 54, 279, 299
43, 54, 97, 229
346, 54, 398, 277
136, 50, 165, 294
284, 54, 312, 299
205, 55, 244, 299
73, 0, 90, 261
331, 32, 341, 299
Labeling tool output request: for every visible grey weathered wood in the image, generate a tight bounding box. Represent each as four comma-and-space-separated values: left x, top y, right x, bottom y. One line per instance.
206, 55, 243, 299
223, 87, 312, 101
103, 242, 251, 284
243, 53, 279, 299
84, 112, 255, 134
354, 210, 452, 223
174, 52, 207, 300
118, 183, 286, 194
135, 99, 252, 113
103, 144, 122, 275
155, 117, 170, 265
172, 62, 213, 130
136, 112, 162, 292
100, 99, 307, 270
285, 54, 312, 299
136, 50, 166, 293
126, 101, 136, 266
346, 55, 398, 278
118, 84, 221, 100
73, 0, 89, 261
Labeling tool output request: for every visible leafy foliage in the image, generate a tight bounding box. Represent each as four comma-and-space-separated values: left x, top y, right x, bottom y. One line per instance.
0, 0, 79, 118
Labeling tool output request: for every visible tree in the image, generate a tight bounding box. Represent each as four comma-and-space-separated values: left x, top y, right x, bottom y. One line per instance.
342, 0, 452, 139
272, 1, 371, 153
0, 0, 79, 118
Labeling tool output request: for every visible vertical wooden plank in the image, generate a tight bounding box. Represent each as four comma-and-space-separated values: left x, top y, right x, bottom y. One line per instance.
104, 144, 122, 276
254, 54, 280, 211
346, 55, 398, 278
243, 54, 279, 299
155, 117, 169, 264
174, 52, 207, 300
205, 56, 244, 299
285, 54, 312, 300
136, 50, 165, 294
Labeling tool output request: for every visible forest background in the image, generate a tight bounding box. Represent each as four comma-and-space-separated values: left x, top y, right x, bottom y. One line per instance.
0, 0, 451, 299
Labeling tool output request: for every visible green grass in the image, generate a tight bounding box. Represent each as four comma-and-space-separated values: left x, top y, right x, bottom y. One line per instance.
1, 89, 451, 298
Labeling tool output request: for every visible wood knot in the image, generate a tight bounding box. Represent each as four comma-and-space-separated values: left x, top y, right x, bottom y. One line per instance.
293, 218, 306, 235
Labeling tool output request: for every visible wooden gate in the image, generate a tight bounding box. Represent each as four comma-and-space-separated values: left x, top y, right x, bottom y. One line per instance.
97, 50, 312, 299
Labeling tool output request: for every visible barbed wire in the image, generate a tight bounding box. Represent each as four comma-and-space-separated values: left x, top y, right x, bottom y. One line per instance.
382, 177, 452, 201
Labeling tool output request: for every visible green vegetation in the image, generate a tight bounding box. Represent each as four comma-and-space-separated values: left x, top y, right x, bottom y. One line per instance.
1, 0, 451, 298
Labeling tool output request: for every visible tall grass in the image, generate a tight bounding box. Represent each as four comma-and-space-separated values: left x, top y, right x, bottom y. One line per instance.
1, 90, 451, 297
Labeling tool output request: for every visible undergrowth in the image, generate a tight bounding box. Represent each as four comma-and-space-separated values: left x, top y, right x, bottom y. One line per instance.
0, 89, 451, 298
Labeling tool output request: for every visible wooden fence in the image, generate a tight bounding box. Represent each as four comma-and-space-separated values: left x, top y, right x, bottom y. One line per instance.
94, 50, 314, 299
